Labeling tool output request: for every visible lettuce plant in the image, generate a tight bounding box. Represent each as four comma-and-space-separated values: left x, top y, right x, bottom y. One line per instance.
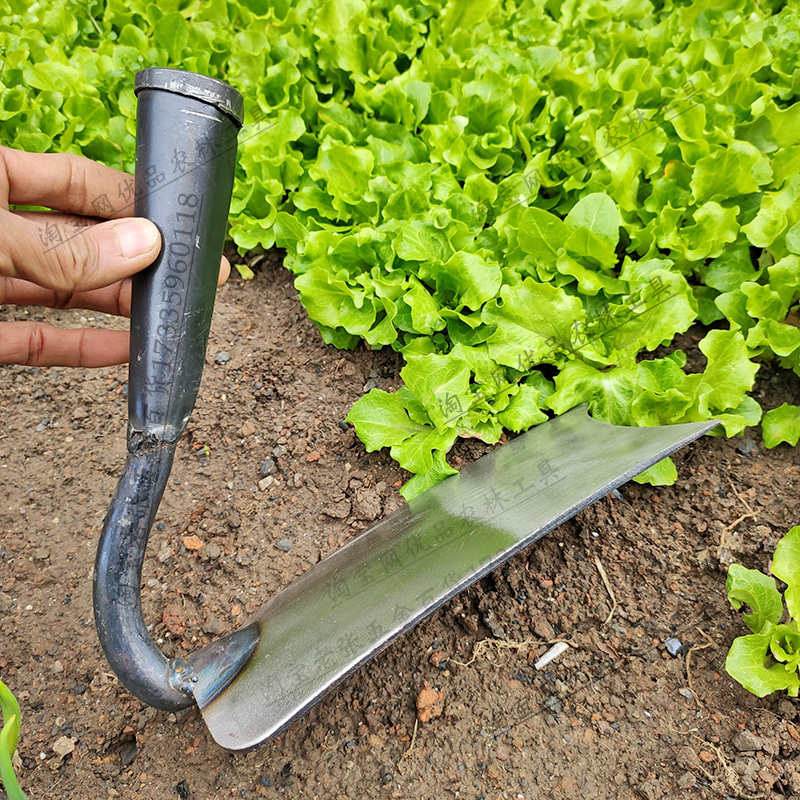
3, 0, 799, 497
726, 527, 800, 698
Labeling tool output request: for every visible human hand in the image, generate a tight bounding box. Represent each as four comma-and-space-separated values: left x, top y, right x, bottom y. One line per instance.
0, 146, 230, 367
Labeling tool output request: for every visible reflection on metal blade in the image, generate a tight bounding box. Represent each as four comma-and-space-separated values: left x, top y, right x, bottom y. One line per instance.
189, 407, 716, 750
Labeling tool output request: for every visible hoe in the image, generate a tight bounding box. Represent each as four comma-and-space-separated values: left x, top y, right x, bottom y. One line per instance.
93, 69, 716, 751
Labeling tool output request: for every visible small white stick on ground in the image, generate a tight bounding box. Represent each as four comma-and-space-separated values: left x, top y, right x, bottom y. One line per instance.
534, 641, 570, 671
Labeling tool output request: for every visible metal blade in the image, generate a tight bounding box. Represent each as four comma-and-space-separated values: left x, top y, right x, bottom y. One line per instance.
187, 407, 716, 750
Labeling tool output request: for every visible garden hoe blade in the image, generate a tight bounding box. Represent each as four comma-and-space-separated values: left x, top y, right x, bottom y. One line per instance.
185, 407, 716, 751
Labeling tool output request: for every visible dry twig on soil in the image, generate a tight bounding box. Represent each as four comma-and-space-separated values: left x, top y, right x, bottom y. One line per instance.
594, 556, 617, 625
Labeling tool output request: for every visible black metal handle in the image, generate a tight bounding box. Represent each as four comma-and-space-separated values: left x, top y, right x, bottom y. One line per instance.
93, 69, 243, 709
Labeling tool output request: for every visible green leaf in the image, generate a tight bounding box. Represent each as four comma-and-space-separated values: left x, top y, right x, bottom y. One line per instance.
419, 251, 502, 311
762, 403, 800, 448
345, 390, 427, 451
482, 279, 586, 369
400, 449, 458, 501
633, 456, 677, 486
547, 361, 637, 426
726, 631, 800, 698
694, 330, 759, 417
153, 12, 188, 62
400, 352, 472, 429
0, 681, 26, 800
690, 141, 771, 204
726, 563, 783, 634
564, 193, 621, 249
772, 526, 800, 622
517, 207, 569, 269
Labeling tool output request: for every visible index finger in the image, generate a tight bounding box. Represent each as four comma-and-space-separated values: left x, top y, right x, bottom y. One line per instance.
0, 146, 135, 220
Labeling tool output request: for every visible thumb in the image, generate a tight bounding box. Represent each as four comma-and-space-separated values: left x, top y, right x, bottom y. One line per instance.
1, 211, 161, 292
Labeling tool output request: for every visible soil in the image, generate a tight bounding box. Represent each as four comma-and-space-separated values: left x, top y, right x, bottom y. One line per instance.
2, 252, 800, 800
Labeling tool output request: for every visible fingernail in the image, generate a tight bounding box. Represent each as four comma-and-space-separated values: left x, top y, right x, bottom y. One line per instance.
115, 219, 160, 258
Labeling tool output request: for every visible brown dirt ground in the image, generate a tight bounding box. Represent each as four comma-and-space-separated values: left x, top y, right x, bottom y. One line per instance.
2, 252, 800, 800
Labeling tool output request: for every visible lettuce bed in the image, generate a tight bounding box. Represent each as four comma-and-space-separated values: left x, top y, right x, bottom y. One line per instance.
3, 0, 799, 497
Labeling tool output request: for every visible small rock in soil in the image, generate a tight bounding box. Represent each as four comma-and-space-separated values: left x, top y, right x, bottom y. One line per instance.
175, 780, 191, 799
213, 351, 230, 365
119, 742, 138, 767
226, 513, 241, 529
51, 660, 63, 674
272, 445, 287, 457
162, 603, 185, 636
736, 438, 759, 457
664, 637, 682, 657
203, 617, 224, 636
52, 736, 76, 758
202, 542, 222, 560
379, 765, 393, 784
276, 539, 293, 552
778, 699, 798, 720
157, 546, 172, 563
416, 681, 444, 723
260, 456, 277, 476
531, 614, 555, 639
677, 771, 696, 789
483, 610, 506, 639
544, 695, 563, 714
322, 499, 351, 519
183, 535, 204, 552
732, 730, 765, 752
258, 476, 274, 491
352, 487, 382, 521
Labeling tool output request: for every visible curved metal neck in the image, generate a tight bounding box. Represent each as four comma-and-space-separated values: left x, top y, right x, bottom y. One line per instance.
93, 440, 193, 711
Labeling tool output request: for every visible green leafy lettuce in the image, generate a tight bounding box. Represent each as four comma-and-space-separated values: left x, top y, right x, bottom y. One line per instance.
726, 527, 800, 698
3, 0, 800, 497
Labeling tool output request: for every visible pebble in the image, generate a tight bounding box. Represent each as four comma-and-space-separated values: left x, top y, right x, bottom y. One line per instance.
678, 688, 694, 699
677, 771, 696, 789
777, 699, 798, 720
202, 542, 222, 560
531, 614, 555, 639
51, 660, 64, 674
183, 534, 204, 552
416, 682, 444, 723
352, 487, 382, 521
276, 539, 293, 552
203, 617, 224, 635
664, 637, 682, 657
736, 438, 759, 457
363, 379, 378, 392
227, 513, 241, 529
52, 736, 76, 758
157, 546, 172, 563
272, 445, 287, 457
258, 476, 274, 491
732, 730, 764, 752
34, 548, 50, 560
260, 457, 277, 476
544, 695, 563, 714
213, 351, 230, 365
